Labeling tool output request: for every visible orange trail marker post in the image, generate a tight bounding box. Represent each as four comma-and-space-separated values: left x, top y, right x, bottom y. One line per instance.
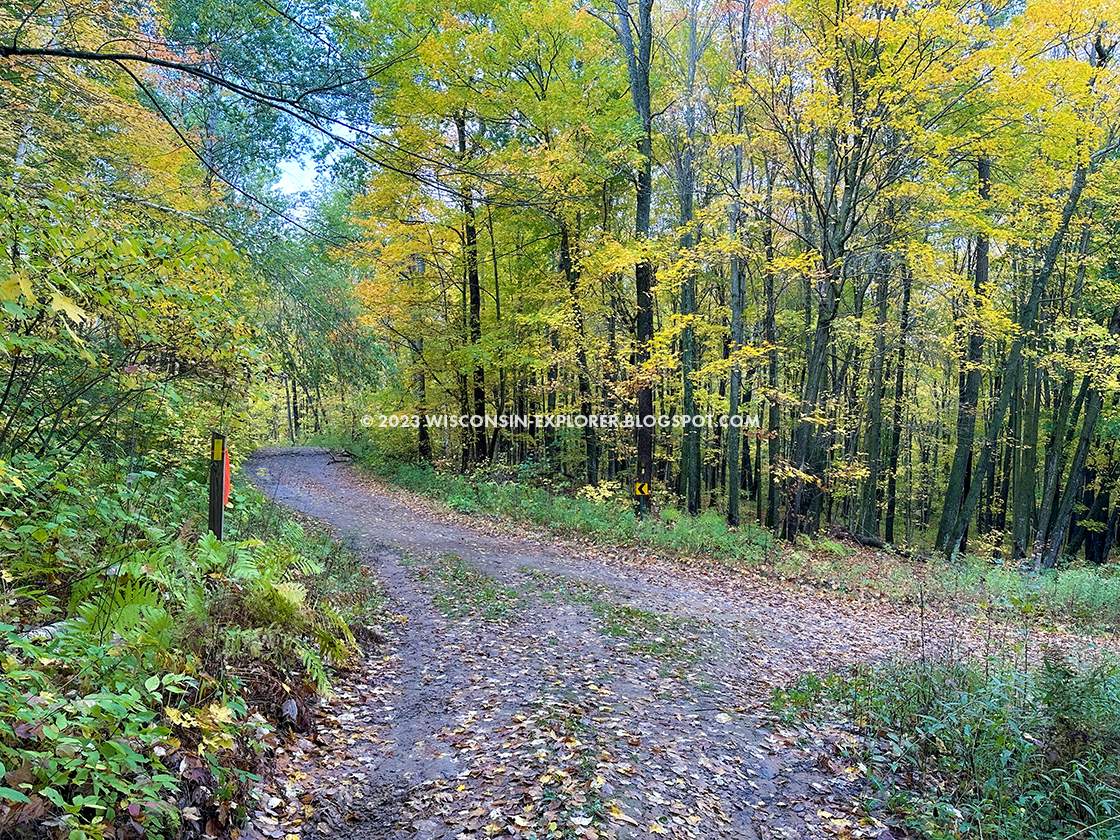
223, 444, 231, 507
208, 433, 227, 539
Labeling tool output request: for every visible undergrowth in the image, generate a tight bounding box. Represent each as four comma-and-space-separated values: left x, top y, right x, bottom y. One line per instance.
773, 651, 1120, 840
390, 461, 773, 564
0, 454, 380, 839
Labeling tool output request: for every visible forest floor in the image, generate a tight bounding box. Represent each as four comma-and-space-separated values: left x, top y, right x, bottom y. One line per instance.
235, 448, 1115, 840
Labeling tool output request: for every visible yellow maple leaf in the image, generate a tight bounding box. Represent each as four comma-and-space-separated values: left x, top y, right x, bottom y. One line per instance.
49, 291, 86, 323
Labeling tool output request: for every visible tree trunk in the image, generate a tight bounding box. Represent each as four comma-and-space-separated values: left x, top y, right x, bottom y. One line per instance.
673, 1, 706, 516
858, 252, 889, 537
613, 0, 656, 514
764, 165, 780, 531
560, 219, 599, 485
456, 112, 487, 465
726, 19, 747, 525
1012, 359, 1039, 558
784, 261, 840, 538
884, 263, 911, 545
937, 157, 989, 551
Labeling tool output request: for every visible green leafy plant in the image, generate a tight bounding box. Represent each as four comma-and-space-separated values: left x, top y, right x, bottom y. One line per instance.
774, 652, 1120, 840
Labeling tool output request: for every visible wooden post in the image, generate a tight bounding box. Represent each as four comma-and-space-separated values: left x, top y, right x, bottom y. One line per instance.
208, 433, 226, 539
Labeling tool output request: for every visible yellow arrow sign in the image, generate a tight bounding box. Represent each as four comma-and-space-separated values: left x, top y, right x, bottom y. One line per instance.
635, 482, 649, 496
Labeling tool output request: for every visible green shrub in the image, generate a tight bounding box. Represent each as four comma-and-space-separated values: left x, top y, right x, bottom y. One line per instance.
0, 625, 257, 839
774, 652, 1120, 840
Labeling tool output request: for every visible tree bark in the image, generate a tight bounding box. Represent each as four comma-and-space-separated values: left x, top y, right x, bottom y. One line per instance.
937, 157, 989, 551
560, 219, 599, 485
456, 112, 487, 465
858, 252, 889, 537
613, 0, 656, 514
884, 263, 911, 545
726, 11, 748, 526
763, 165, 780, 531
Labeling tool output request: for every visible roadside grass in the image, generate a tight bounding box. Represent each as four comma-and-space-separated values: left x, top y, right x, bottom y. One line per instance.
773, 649, 1120, 840
390, 463, 773, 566
380, 461, 1120, 636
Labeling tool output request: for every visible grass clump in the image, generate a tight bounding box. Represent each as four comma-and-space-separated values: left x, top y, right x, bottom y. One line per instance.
592, 602, 702, 664
773, 651, 1120, 840
523, 568, 705, 669
413, 553, 524, 621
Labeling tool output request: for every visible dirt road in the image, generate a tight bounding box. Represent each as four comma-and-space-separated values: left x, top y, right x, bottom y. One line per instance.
238, 448, 974, 840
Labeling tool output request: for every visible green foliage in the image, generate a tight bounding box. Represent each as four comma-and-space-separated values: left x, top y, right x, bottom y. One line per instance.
166, 530, 356, 695
774, 653, 1120, 840
387, 462, 772, 565
0, 456, 371, 834
0, 626, 241, 838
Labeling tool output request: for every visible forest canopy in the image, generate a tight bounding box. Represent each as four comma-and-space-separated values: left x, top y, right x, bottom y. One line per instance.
4, 0, 1120, 569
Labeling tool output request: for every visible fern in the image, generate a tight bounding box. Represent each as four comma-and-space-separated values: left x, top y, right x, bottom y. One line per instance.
138, 605, 176, 649
295, 641, 330, 695
75, 576, 160, 638
272, 581, 307, 611
292, 555, 324, 577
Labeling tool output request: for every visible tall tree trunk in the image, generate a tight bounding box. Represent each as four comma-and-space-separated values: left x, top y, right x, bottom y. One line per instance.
1033, 223, 1092, 555
858, 251, 889, 537
456, 112, 487, 465
415, 338, 431, 461
560, 219, 599, 485
284, 377, 295, 444
726, 3, 748, 526
764, 164, 780, 531
486, 207, 505, 460
1012, 359, 1039, 558
937, 157, 989, 551
784, 260, 841, 538
672, 0, 707, 516
884, 263, 911, 545
546, 329, 559, 460
613, 0, 656, 514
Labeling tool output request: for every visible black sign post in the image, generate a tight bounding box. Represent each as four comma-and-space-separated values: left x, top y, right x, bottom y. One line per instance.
208, 433, 226, 540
